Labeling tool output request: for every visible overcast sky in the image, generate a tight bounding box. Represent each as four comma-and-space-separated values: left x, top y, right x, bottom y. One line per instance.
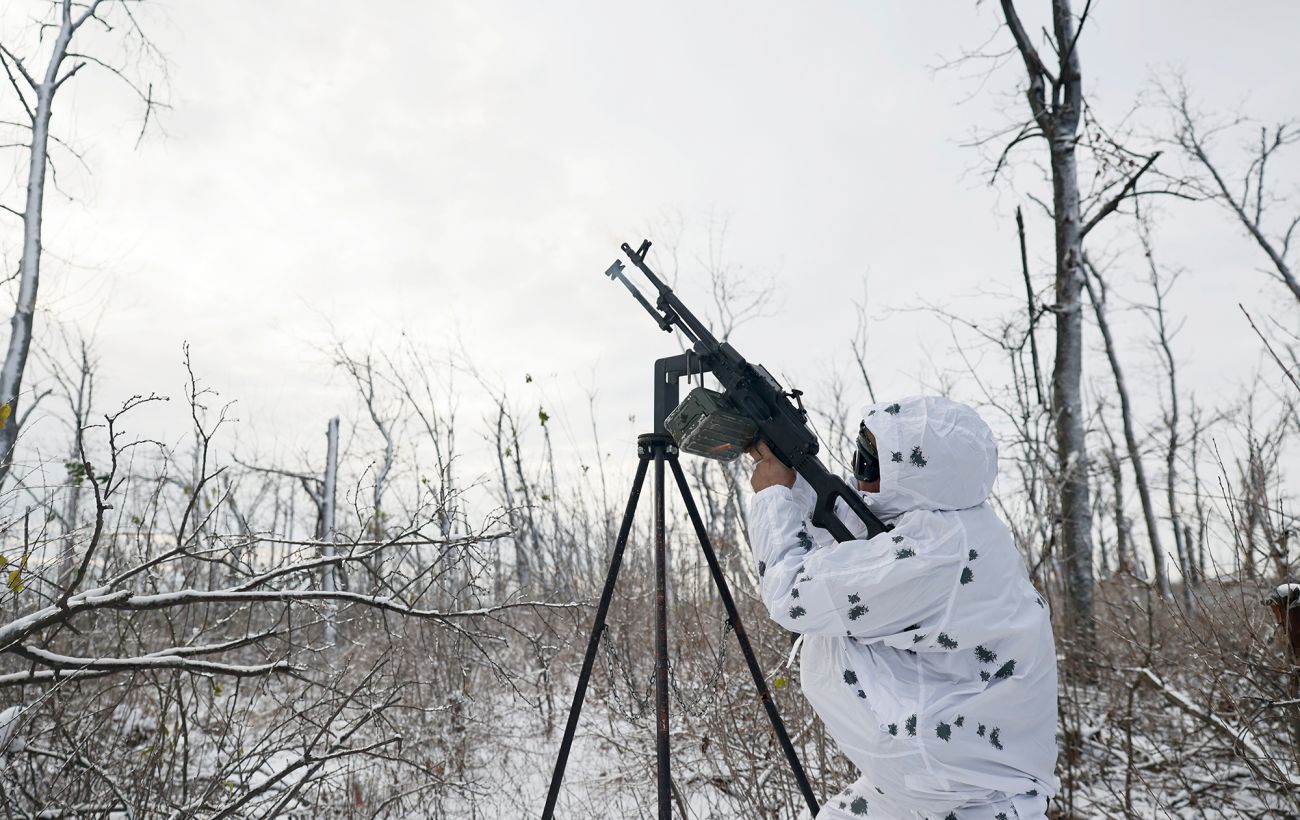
2, 0, 1297, 500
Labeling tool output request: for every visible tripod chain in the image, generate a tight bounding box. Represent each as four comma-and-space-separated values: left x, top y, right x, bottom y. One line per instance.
666, 620, 732, 718
598, 622, 656, 722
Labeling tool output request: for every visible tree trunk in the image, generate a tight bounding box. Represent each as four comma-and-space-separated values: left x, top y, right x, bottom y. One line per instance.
1049, 115, 1096, 648
1242, 447, 1261, 579
1082, 263, 1170, 595
0, 22, 77, 489
1189, 404, 1209, 584
494, 405, 530, 591
1158, 335, 1192, 610
322, 416, 340, 649
1102, 444, 1132, 577
1001, 0, 1097, 651
1140, 228, 1194, 610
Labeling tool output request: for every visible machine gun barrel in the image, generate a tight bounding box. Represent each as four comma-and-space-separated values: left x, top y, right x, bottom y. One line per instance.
604, 259, 674, 333
618, 241, 715, 348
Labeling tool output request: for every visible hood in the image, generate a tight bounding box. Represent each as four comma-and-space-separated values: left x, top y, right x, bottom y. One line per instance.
858, 395, 997, 517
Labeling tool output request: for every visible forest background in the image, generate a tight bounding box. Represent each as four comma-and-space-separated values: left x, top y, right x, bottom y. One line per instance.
0, 1, 1297, 817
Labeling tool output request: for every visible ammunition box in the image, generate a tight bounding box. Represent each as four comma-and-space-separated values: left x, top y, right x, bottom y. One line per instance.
664, 387, 758, 462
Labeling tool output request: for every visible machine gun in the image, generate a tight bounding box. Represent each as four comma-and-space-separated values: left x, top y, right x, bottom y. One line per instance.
605, 239, 888, 543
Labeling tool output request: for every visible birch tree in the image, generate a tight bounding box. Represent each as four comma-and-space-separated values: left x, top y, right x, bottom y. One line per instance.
0, 0, 162, 490
995, 0, 1162, 649
997, 0, 1096, 647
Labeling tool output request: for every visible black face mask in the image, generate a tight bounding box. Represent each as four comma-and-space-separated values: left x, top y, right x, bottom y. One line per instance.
852, 422, 879, 483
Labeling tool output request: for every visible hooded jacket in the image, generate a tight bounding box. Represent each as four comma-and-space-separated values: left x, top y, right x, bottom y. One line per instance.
747, 396, 1058, 818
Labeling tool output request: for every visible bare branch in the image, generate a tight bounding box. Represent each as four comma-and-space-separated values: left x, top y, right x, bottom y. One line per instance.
1080, 150, 1161, 239
12, 644, 293, 677
1240, 303, 1300, 393
0, 43, 38, 90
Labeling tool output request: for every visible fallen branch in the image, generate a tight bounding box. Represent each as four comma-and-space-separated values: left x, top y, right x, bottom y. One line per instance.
2, 583, 586, 653
1131, 666, 1300, 788
12, 644, 293, 677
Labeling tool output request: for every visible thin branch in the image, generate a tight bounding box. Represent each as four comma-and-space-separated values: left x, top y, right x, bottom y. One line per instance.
1080, 150, 1161, 239
0, 43, 38, 90
1016, 206, 1044, 405
12, 644, 293, 677
1239, 303, 1300, 393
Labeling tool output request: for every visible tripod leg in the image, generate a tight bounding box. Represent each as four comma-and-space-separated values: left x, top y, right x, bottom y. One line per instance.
667, 457, 821, 817
653, 442, 673, 820
541, 456, 650, 820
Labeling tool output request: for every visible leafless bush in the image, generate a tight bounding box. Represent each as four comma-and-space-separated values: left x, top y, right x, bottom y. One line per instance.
0, 345, 577, 817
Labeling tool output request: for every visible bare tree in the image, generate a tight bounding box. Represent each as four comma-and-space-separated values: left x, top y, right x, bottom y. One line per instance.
1136, 219, 1195, 612
0, 0, 163, 489
1231, 389, 1294, 580
1163, 81, 1300, 304
1095, 407, 1133, 577
996, 0, 1162, 651
46, 331, 95, 588
1081, 255, 1170, 595
388, 342, 464, 539
333, 347, 397, 544
322, 415, 340, 648
0, 351, 568, 816
848, 280, 879, 403
997, 0, 1097, 647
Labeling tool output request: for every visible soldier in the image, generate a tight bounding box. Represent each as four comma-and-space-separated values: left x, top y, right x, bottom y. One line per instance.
747, 395, 1058, 819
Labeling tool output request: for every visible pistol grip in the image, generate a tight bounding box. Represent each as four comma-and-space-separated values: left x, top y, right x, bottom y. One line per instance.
811, 488, 854, 543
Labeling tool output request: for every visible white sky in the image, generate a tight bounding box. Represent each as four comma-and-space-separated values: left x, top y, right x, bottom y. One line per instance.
1, 1, 1297, 518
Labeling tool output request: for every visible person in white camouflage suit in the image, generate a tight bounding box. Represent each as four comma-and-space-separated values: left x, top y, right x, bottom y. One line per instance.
746, 395, 1058, 819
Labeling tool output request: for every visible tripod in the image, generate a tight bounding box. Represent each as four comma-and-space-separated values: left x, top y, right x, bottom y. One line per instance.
541, 354, 819, 820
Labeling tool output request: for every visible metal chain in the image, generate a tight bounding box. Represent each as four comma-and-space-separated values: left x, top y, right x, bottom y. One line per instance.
596, 617, 736, 722
598, 623, 654, 722
667, 621, 732, 717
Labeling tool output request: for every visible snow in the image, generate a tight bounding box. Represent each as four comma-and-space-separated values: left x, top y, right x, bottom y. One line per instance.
1271, 583, 1300, 606
0, 703, 24, 754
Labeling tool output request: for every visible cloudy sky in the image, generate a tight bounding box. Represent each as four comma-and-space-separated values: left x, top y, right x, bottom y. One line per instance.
1, 0, 1297, 497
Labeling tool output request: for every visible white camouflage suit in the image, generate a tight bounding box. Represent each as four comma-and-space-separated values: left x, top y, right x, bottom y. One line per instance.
747, 396, 1058, 819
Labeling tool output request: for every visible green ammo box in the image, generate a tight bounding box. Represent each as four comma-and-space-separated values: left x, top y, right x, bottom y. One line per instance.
664, 387, 759, 462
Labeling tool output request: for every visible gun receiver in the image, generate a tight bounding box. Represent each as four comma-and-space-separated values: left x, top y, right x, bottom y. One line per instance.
607, 239, 888, 543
